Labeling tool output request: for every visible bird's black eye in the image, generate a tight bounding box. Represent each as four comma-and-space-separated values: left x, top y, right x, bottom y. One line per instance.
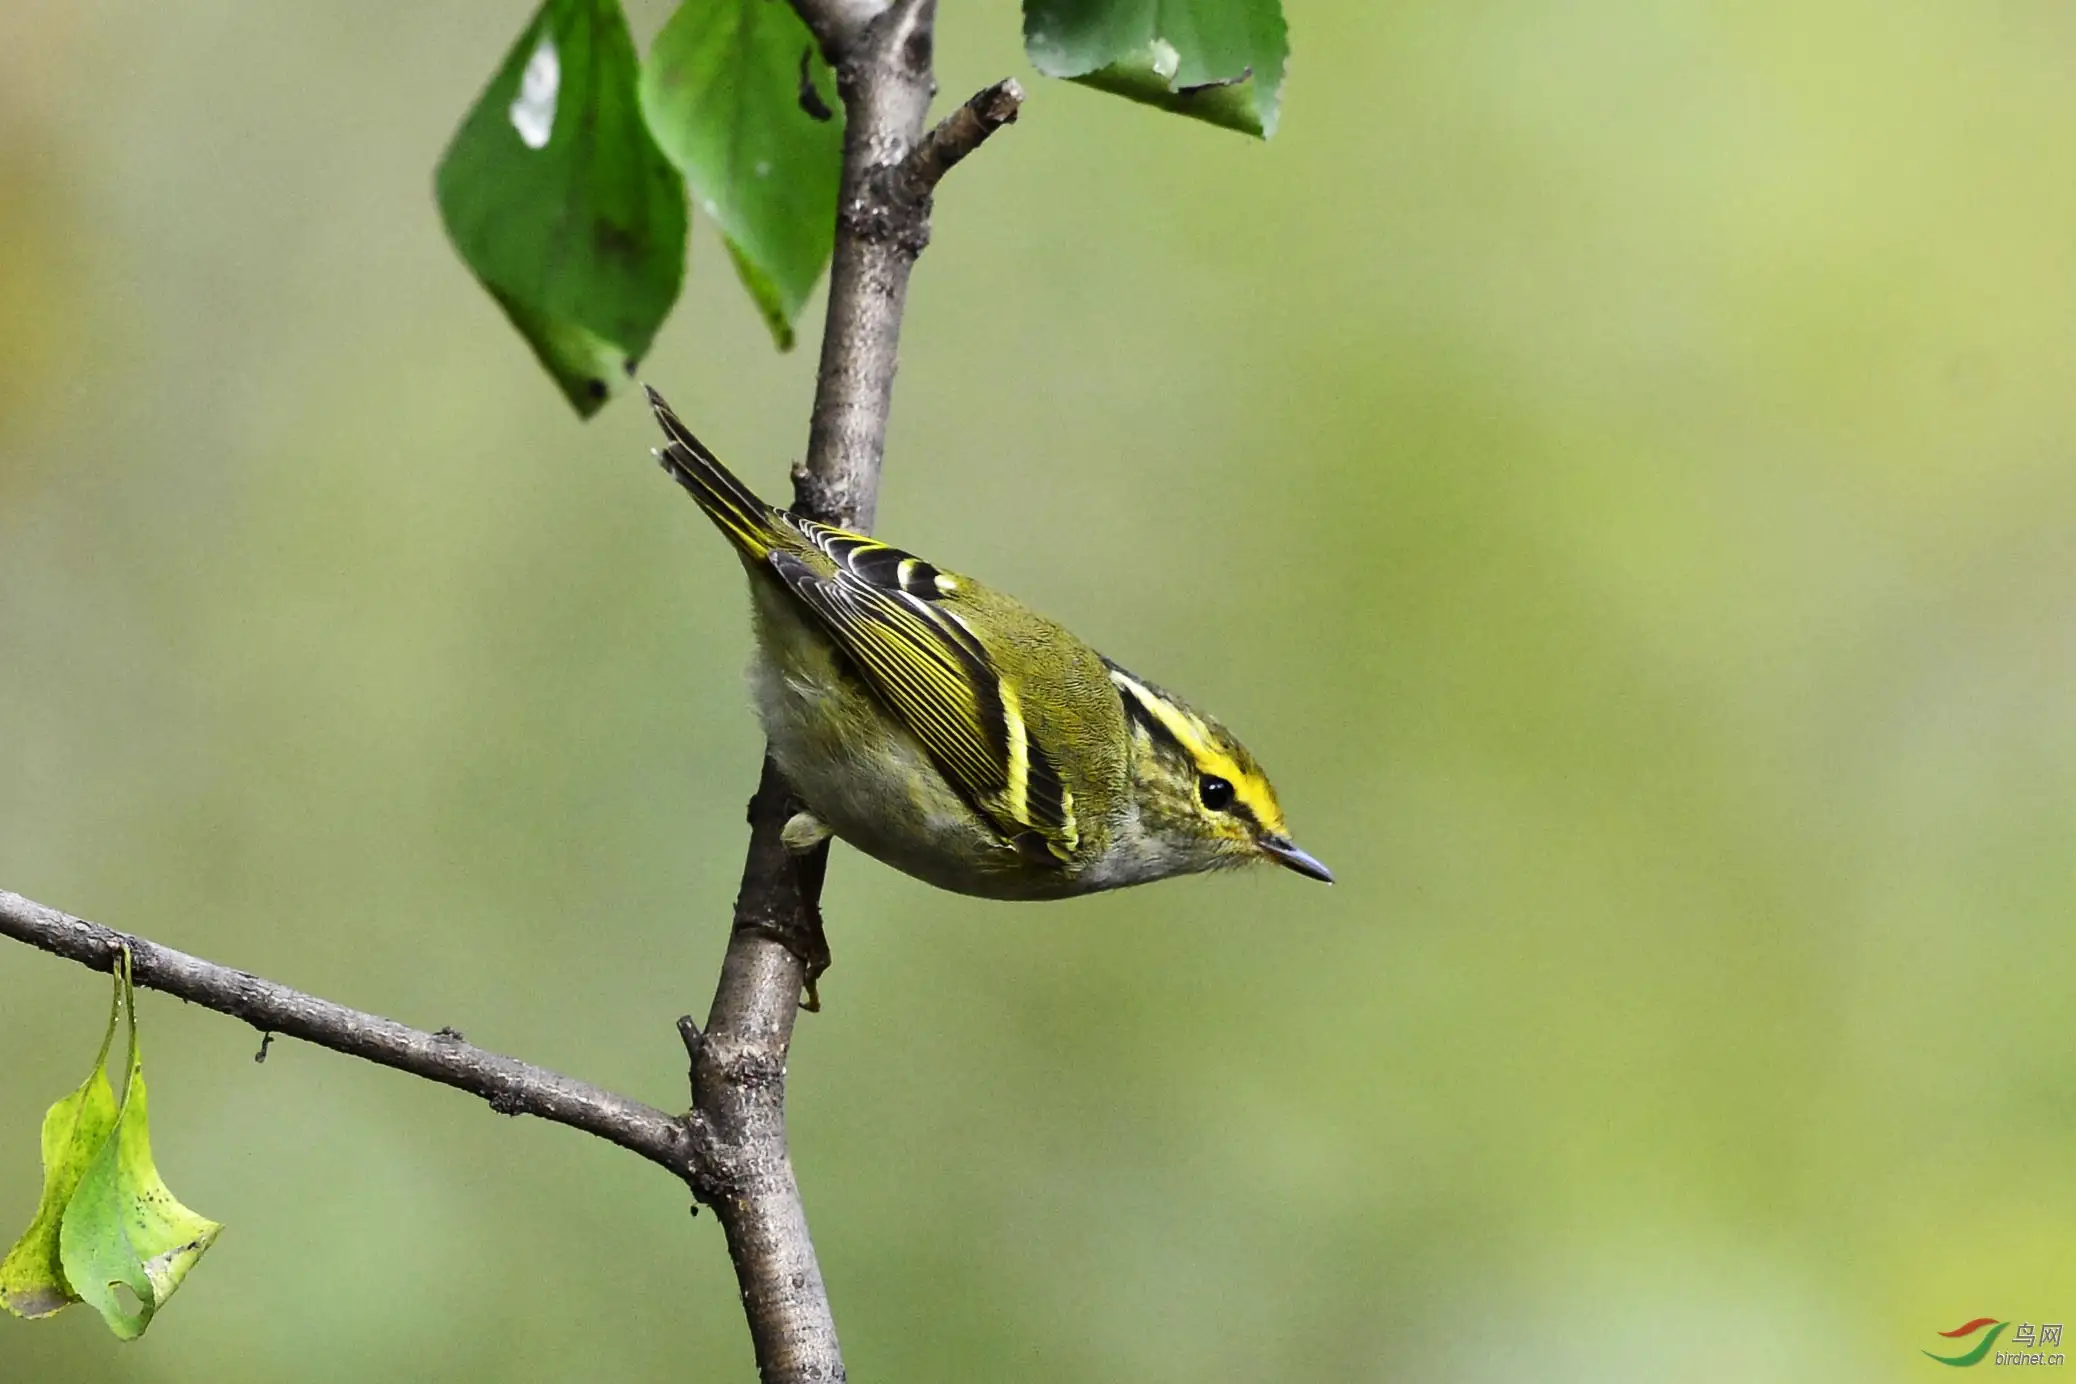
1198, 775, 1235, 811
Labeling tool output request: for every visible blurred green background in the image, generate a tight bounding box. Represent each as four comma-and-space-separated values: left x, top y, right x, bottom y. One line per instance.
4, 1, 2073, 1380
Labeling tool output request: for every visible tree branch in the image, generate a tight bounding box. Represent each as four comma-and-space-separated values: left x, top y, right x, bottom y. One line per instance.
787, 0, 884, 65
898, 78, 1024, 205
791, 0, 939, 533
691, 3, 1026, 1381
0, 5, 1024, 1380
0, 889, 703, 1177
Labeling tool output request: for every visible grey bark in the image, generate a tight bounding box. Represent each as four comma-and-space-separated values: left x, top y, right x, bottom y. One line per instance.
0, 890, 699, 1173
690, 3, 1021, 1378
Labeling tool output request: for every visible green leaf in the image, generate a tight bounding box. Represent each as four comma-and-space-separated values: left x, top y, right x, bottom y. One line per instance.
1023, 0, 1289, 138
0, 987, 120, 1319
59, 1001, 222, 1341
437, 0, 688, 415
640, 0, 845, 350
1, 960, 221, 1339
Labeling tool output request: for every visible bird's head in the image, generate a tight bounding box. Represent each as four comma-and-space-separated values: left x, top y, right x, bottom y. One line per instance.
1105, 664, 1333, 886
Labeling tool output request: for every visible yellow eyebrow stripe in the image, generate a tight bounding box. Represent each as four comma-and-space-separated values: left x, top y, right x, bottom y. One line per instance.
1229, 778, 1286, 836
1109, 668, 1287, 834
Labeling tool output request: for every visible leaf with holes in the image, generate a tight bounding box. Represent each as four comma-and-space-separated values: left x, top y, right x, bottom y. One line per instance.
640, 0, 845, 350
437, 0, 687, 415
1023, 0, 1289, 138
58, 999, 222, 1341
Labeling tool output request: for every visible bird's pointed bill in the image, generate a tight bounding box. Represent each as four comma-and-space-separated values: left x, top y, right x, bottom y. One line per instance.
1260, 835, 1333, 883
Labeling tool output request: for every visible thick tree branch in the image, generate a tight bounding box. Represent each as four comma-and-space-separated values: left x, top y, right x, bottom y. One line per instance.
0, 889, 703, 1177
791, 0, 939, 533
694, 2, 1026, 1381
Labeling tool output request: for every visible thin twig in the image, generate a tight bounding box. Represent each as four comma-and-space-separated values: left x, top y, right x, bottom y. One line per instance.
900, 79, 1025, 203
0, 889, 702, 1177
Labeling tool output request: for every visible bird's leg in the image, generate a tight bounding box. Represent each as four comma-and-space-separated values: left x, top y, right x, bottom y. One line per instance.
783, 830, 833, 1013
780, 811, 836, 1002
738, 767, 835, 1011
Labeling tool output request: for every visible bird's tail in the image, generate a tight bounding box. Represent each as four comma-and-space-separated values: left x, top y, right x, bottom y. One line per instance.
645, 385, 783, 559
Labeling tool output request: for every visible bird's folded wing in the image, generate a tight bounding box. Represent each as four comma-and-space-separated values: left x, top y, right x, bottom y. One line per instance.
769, 547, 1077, 863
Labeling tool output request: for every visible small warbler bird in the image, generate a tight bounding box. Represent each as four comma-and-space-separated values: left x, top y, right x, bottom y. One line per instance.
647, 387, 1331, 901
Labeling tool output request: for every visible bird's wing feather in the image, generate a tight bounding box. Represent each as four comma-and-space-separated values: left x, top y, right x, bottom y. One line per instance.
769, 528, 1077, 863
